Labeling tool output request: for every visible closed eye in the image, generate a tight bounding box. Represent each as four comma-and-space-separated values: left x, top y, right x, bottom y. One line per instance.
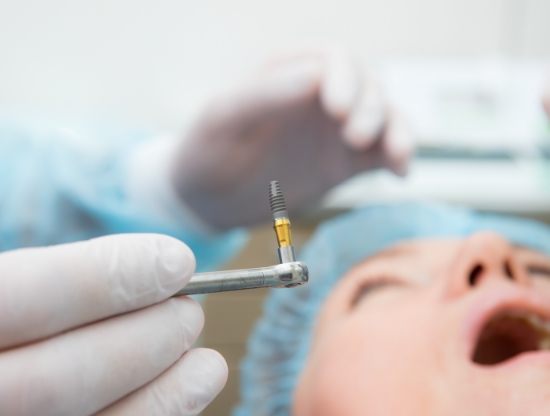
528, 264, 550, 278
351, 278, 404, 309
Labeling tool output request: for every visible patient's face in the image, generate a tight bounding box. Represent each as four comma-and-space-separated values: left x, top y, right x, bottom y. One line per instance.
293, 232, 550, 415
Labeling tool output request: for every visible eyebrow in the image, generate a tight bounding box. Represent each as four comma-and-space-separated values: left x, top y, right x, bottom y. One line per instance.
365, 245, 415, 263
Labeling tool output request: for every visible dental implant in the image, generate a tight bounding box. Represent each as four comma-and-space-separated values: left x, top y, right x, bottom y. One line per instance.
269, 180, 296, 263
170, 180, 308, 295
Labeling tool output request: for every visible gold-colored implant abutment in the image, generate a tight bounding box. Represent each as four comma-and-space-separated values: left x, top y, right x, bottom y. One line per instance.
273, 217, 292, 248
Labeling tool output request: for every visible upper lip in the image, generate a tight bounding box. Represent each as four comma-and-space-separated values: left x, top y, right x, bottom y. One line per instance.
464, 284, 550, 364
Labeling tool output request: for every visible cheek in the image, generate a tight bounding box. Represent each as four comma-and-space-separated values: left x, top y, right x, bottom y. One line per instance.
295, 308, 443, 415
531, 278, 550, 298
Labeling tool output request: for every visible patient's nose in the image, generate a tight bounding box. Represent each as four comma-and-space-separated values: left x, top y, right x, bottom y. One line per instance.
444, 232, 529, 297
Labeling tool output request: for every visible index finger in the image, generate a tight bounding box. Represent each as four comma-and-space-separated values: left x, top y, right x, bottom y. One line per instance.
0, 234, 195, 349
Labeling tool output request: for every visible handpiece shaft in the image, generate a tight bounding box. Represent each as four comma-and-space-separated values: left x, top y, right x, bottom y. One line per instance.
174, 261, 308, 295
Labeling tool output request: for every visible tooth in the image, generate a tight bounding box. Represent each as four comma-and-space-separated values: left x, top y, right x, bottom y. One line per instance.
491, 310, 550, 333
540, 335, 550, 350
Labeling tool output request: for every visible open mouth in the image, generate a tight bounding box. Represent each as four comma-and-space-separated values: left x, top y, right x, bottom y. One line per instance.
472, 309, 550, 365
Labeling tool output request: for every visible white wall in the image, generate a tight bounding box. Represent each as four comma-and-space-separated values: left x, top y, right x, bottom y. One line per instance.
0, 0, 548, 131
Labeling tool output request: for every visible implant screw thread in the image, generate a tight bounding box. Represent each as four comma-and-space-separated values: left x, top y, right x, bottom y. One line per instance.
269, 180, 288, 219
269, 181, 296, 263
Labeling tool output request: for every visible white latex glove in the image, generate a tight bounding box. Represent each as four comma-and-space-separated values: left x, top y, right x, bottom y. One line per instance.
0, 234, 227, 416
171, 48, 414, 230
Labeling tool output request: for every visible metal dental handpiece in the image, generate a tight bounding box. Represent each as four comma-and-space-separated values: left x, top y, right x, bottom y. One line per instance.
173, 181, 308, 295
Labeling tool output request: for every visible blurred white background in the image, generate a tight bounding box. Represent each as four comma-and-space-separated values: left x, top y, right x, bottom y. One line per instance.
1, 0, 549, 214
0, 0, 549, 131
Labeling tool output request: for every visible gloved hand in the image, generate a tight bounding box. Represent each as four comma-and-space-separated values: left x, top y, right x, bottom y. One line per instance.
0, 234, 227, 416
171, 48, 414, 230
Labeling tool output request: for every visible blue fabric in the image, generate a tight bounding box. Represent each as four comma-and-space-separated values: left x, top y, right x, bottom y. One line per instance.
0, 122, 246, 271
235, 203, 550, 416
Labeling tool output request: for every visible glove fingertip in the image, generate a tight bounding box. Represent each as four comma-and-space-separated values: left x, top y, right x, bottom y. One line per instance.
158, 235, 196, 282
170, 297, 205, 350
342, 125, 376, 150
192, 348, 229, 386
385, 131, 415, 177
178, 348, 229, 412
321, 72, 360, 121
342, 113, 385, 150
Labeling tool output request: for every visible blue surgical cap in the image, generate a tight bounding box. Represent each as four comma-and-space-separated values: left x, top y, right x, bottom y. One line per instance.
235, 203, 550, 416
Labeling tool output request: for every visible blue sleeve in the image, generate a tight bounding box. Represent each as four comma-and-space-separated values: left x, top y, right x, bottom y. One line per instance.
0, 123, 247, 271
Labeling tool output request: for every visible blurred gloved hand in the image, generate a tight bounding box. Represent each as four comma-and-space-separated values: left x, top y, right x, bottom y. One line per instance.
0, 234, 227, 416
171, 48, 414, 230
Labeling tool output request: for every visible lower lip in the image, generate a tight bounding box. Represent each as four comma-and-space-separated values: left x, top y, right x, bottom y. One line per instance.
474, 350, 550, 372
